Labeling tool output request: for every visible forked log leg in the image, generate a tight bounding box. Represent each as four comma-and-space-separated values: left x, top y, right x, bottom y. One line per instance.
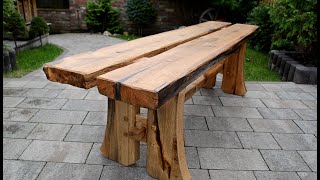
222, 42, 247, 95
203, 61, 224, 89
100, 99, 140, 166
146, 91, 191, 180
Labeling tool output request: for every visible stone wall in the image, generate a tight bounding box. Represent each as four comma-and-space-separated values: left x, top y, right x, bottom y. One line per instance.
37, 0, 87, 33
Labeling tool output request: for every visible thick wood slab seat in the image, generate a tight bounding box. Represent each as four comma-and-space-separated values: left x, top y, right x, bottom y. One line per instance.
43, 21, 230, 89
97, 24, 258, 109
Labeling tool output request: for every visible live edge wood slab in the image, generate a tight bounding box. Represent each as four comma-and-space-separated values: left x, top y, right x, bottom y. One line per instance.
43, 21, 258, 180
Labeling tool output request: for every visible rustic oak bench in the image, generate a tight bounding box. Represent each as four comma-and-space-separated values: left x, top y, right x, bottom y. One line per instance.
43, 21, 257, 180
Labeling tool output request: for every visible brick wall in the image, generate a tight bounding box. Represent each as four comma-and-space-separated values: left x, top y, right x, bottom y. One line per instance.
37, 0, 87, 33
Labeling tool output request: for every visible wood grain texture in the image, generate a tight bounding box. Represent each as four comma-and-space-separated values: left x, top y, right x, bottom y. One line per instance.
97, 24, 258, 109
100, 99, 140, 166
43, 21, 231, 89
146, 91, 191, 180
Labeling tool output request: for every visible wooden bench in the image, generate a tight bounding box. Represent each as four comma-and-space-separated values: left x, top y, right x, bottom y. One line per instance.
43, 21, 257, 180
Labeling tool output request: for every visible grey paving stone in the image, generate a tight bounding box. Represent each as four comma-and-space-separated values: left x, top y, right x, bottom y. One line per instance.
294, 121, 317, 135
260, 83, 304, 92
261, 99, 309, 109
64, 125, 105, 143
220, 97, 266, 107
293, 109, 317, 120
298, 172, 317, 180
186, 147, 200, 168
193, 90, 201, 96
200, 88, 240, 98
100, 166, 155, 180
56, 89, 89, 99
184, 105, 214, 117
18, 98, 68, 109
210, 170, 256, 180
260, 150, 310, 171
30, 109, 87, 124
82, 111, 107, 125
22, 89, 62, 98
65, 84, 87, 90
257, 108, 301, 120
301, 100, 317, 109
3, 108, 38, 122
298, 151, 317, 172
198, 148, 268, 170
275, 91, 316, 100
190, 169, 210, 180
185, 130, 242, 148
246, 83, 266, 91
212, 106, 263, 118
272, 133, 317, 150
3, 97, 25, 107
3, 122, 37, 138
3, 160, 46, 180
44, 82, 68, 89
3, 138, 32, 159
206, 117, 252, 131
135, 145, 147, 167
244, 91, 280, 99
247, 119, 303, 133
23, 81, 49, 88
184, 116, 208, 130
4, 80, 30, 88
84, 90, 108, 100
37, 162, 103, 180
19, 140, 92, 163
309, 92, 317, 99
297, 84, 317, 93
86, 143, 124, 166
192, 96, 222, 106
3, 88, 28, 96
254, 171, 300, 180
27, 123, 71, 141
185, 98, 193, 104
237, 132, 280, 149
62, 99, 108, 111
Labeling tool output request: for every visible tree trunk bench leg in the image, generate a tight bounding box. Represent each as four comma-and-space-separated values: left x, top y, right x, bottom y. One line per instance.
100, 99, 140, 166
222, 42, 247, 95
146, 92, 191, 180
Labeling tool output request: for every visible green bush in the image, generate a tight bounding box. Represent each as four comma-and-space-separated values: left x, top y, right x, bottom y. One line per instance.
85, 0, 123, 34
29, 16, 49, 46
3, 10, 27, 49
3, 0, 16, 25
269, 0, 317, 52
247, 3, 274, 52
125, 0, 156, 35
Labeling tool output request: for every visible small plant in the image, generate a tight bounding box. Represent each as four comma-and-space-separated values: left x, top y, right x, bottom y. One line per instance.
85, 0, 123, 34
247, 3, 274, 52
125, 0, 156, 35
29, 16, 49, 47
3, 11, 28, 49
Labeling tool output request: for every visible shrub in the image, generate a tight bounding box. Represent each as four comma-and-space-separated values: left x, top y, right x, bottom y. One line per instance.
125, 0, 156, 35
3, 0, 16, 25
269, 0, 317, 52
3, 10, 27, 49
85, 0, 123, 34
29, 16, 49, 47
247, 3, 274, 52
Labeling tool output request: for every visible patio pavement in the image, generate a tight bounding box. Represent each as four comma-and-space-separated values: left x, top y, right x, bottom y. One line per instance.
3, 33, 317, 180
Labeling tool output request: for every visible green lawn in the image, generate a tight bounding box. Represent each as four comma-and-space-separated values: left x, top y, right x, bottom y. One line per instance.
3, 44, 63, 78
113, 34, 141, 41
245, 47, 281, 81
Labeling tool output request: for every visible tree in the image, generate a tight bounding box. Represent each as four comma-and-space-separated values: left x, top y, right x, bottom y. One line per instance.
29, 16, 49, 47
125, 0, 156, 35
3, 10, 27, 49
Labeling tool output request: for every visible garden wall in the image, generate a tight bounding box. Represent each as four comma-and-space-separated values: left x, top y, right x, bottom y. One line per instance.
37, 0, 87, 33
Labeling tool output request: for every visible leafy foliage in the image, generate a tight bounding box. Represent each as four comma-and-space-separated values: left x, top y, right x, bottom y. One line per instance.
85, 0, 123, 33
269, 0, 317, 52
247, 3, 274, 51
3, 0, 16, 25
3, 10, 27, 48
29, 16, 49, 38
125, 0, 156, 26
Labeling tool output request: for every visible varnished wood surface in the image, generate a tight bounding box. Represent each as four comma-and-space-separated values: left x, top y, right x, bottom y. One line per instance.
43, 21, 230, 89
97, 24, 258, 109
